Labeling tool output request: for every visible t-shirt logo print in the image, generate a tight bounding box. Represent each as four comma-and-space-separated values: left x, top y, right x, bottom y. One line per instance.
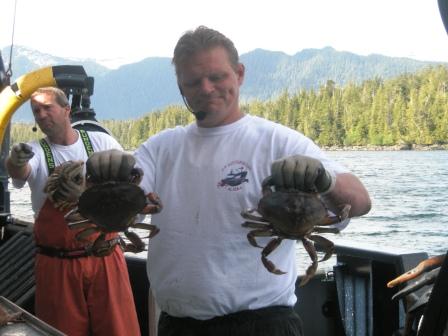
217, 161, 250, 190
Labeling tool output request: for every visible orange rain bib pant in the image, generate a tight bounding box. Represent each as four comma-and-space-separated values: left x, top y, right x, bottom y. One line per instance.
34, 199, 141, 336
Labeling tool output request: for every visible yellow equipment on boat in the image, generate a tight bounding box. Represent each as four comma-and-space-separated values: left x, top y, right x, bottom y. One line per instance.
0, 66, 56, 145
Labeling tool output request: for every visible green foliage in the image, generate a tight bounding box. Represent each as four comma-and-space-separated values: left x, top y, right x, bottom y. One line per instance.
11, 65, 448, 149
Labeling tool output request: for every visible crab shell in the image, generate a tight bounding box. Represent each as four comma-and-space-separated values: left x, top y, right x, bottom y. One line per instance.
258, 189, 329, 238
76, 181, 147, 232
241, 176, 350, 285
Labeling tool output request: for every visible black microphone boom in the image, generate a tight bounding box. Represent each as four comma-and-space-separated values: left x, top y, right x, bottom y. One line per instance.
179, 89, 207, 121
194, 111, 207, 121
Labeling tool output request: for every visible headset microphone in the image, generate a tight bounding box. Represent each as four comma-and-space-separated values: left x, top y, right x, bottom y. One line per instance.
32, 124, 37, 132
178, 85, 207, 121
193, 111, 207, 121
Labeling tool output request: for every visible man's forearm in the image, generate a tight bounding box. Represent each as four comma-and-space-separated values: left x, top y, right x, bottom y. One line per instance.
6, 157, 31, 180
323, 173, 371, 217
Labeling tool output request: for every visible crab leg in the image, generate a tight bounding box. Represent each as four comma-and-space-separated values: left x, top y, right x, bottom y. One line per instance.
240, 209, 269, 223
131, 223, 160, 238
308, 234, 335, 262
387, 254, 445, 288
75, 227, 100, 241
299, 238, 318, 287
141, 192, 163, 214
123, 230, 147, 253
313, 227, 340, 234
320, 204, 351, 226
261, 237, 286, 275
241, 221, 271, 229
90, 233, 118, 257
245, 228, 275, 248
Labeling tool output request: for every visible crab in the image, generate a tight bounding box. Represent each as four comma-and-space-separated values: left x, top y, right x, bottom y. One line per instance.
241, 176, 351, 286
44, 160, 161, 254
64, 165, 162, 254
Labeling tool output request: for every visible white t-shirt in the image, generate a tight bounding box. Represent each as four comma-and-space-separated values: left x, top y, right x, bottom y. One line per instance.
12, 130, 122, 217
135, 114, 349, 320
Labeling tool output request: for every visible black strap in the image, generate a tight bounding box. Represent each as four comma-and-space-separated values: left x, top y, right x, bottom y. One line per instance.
36, 237, 121, 259
39, 130, 94, 175
36, 245, 93, 259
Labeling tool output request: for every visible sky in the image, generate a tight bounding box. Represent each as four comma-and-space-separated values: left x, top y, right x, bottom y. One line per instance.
1, 0, 448, 68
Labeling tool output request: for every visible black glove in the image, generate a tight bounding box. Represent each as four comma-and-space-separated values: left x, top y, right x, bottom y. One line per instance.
9, 143, 34, 168
271, 154, 334, 193
86, 149, 136, 183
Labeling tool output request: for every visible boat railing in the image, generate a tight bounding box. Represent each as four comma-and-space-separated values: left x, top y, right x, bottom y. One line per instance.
295, 240, 429, 335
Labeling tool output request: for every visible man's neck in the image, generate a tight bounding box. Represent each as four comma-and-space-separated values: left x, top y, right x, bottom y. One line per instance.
48, 128, 78, 146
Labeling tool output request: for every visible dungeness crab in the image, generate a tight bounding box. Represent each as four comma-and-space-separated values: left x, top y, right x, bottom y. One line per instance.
66, 163, 162, 253
44, 160, 162, 254
241, 176, 351, 286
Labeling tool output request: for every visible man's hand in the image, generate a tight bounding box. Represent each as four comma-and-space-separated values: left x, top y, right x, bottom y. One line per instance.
9, 143, 34, 168
271, 154, 335, 193
86, 149, 136, 182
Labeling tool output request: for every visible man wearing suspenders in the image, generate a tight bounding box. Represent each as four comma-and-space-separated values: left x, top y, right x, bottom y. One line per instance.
6, 87, 140, 336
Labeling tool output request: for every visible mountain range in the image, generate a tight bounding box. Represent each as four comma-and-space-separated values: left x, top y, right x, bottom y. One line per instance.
1, 45, 445, 122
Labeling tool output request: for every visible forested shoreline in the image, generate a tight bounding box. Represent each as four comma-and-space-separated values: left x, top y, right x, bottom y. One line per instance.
11, 65, 448, 151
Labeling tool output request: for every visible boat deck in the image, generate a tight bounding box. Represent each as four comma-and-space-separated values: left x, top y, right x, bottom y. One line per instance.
2, 227, 446, 335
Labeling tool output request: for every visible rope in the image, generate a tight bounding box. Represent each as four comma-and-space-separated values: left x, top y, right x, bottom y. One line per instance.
6, 0, 18, 79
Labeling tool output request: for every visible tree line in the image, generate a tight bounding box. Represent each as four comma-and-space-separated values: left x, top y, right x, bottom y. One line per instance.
10, 65, 448, 150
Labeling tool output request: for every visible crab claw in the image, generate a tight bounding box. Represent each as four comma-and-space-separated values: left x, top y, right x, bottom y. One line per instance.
299, 260, 318, 287
261, 237, 286, 275
298, 237, 319, 286
338, 204, 351, 221
122, 230, 146, 253
131, 223, 160, 238
89, 234, 120, 257
309, 234, 334, 262
141, 192, 163, 214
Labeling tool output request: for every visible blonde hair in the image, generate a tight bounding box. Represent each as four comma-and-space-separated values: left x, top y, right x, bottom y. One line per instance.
30, 87, 69, 107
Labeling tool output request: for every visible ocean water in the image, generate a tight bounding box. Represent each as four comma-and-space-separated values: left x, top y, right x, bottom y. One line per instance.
327, 150, 448, 257
8, 150, 448, 271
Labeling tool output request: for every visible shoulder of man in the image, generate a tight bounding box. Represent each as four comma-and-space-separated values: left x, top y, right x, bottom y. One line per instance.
85, 130, 123, 151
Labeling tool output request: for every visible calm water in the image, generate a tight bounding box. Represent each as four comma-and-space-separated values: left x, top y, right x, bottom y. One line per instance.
8, 151, 448, 270
327, 150, 448, 257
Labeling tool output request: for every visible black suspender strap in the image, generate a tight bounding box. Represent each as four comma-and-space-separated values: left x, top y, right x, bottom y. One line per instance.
39, 130, 94, 175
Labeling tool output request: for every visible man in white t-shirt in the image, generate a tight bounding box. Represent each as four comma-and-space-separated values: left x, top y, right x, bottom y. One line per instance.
87, 26, 372, 336
6, 87, 140, 336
